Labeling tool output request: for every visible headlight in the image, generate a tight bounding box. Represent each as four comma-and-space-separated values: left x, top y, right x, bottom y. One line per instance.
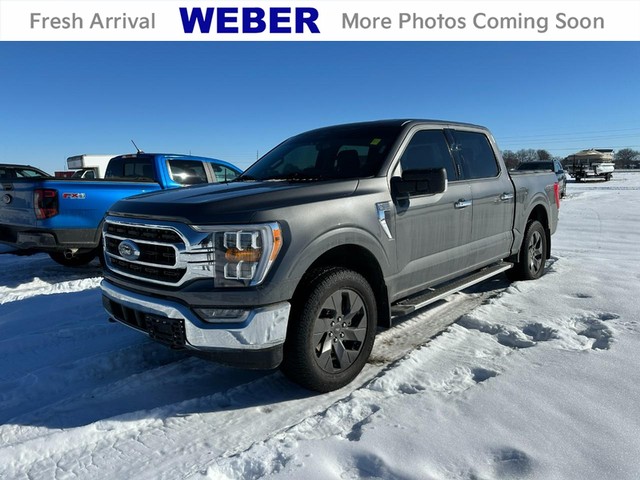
191, 222, 283, 287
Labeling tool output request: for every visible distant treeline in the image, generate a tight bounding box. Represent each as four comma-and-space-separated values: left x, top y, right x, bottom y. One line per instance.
501, 148, 640, 170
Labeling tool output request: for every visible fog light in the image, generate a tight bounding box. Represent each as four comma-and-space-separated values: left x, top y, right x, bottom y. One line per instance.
195, 308, 250, 323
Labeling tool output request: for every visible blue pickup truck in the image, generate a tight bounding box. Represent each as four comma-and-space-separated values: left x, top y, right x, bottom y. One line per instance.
0, 153, 241, 266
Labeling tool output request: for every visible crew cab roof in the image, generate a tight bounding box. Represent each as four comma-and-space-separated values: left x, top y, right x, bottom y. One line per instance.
298, 119, 489, 136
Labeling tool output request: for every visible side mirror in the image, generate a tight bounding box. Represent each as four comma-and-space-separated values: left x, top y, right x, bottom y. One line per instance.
391, 168, 447, 197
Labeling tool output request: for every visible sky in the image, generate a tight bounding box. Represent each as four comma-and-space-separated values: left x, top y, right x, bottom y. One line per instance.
1, 41, 639, 173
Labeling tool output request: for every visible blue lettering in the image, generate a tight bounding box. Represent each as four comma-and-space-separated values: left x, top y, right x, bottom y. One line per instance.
178, 6, 320, 34
217, 7, 238, 33
179, 7, 214, 34
243, 8, 266, 33
270, 7, 291, 33
296, 8, 320, 33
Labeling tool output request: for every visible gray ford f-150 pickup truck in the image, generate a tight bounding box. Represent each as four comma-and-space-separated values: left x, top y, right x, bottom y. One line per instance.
101, 120, 560, 392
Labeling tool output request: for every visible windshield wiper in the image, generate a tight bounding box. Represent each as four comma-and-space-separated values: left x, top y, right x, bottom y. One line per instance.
233, 172, 340, 182
232, 174, 258, 182
263, 172, 336, 182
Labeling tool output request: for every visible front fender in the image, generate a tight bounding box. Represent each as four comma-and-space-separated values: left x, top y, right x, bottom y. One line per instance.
285, 226, 394, 290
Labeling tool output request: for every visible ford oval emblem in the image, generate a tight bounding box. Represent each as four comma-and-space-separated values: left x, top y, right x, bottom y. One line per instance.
118, 240, 141, 261
2, 194, 11, 204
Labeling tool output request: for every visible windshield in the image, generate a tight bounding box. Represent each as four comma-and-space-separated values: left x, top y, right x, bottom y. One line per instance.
240, 124, 403, 181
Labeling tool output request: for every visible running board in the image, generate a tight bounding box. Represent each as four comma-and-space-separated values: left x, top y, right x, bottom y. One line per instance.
390, 262, 513, 318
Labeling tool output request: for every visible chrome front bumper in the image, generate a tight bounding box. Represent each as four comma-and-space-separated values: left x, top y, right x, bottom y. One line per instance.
100, 280, 291, 352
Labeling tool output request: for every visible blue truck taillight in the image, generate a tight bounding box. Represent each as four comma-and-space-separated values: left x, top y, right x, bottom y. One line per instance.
34, 188, 59, 219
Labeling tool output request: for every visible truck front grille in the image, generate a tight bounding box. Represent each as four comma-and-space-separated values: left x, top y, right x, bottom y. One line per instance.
105, 236, 176, 266
105, 222, 182, 243
103, 219, 214, 286
109, 257, 186, 283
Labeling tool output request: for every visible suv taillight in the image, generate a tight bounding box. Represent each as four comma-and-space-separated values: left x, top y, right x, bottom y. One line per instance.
34, 188, 58, 219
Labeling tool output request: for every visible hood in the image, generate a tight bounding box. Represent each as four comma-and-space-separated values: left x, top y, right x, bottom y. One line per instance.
108, 179, 359, 224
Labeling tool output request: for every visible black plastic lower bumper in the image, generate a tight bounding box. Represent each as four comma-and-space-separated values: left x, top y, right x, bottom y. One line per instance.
0, 225, 99, 253
190, 344, 284, 370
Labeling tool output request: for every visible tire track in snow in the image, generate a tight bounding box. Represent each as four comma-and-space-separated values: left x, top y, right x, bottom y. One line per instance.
194, 258, 625, 480
197, 317, 516, 480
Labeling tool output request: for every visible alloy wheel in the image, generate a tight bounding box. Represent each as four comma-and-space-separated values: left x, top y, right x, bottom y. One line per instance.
312, 288, 368, 373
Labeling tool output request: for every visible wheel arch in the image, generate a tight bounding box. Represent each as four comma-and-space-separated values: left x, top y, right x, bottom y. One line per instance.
511, 203, 551, 264
291, 244, 391, 328
527, 204, 551, 260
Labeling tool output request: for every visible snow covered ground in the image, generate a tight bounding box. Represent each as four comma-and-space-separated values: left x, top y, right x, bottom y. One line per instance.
1, 173, 639, 480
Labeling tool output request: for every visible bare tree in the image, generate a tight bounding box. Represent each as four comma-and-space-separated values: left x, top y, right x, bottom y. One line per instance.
614, 148, 640, 168
501, 150, 519, 170
515, 149, 538, 163
536, 149, 552, 161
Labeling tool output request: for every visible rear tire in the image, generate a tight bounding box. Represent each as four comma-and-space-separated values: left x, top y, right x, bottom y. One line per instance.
49, 249, 98, 267
506, 220, 547, 281
281, 268, 377, 392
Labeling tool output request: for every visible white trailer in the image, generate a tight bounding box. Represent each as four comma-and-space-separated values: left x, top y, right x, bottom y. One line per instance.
66, 154, 118, 179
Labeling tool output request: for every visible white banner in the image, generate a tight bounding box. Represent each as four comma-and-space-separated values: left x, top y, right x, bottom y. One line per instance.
1, 0, 639, 41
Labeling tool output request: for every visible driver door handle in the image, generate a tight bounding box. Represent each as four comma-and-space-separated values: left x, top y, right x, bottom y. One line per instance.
454, 199, 472, 209
500, 193, 514, 201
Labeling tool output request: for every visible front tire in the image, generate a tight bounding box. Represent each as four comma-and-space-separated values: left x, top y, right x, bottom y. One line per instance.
281, 268, 377, 392
507, 220, 548, 281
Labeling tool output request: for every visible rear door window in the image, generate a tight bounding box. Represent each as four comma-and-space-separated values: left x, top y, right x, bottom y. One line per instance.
212, 164, 239, 182
453, 131, 499, 180
168, 159, 208, 185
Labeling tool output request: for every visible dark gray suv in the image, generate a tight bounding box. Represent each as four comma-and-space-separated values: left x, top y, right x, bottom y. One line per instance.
516, 160, 566, 197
